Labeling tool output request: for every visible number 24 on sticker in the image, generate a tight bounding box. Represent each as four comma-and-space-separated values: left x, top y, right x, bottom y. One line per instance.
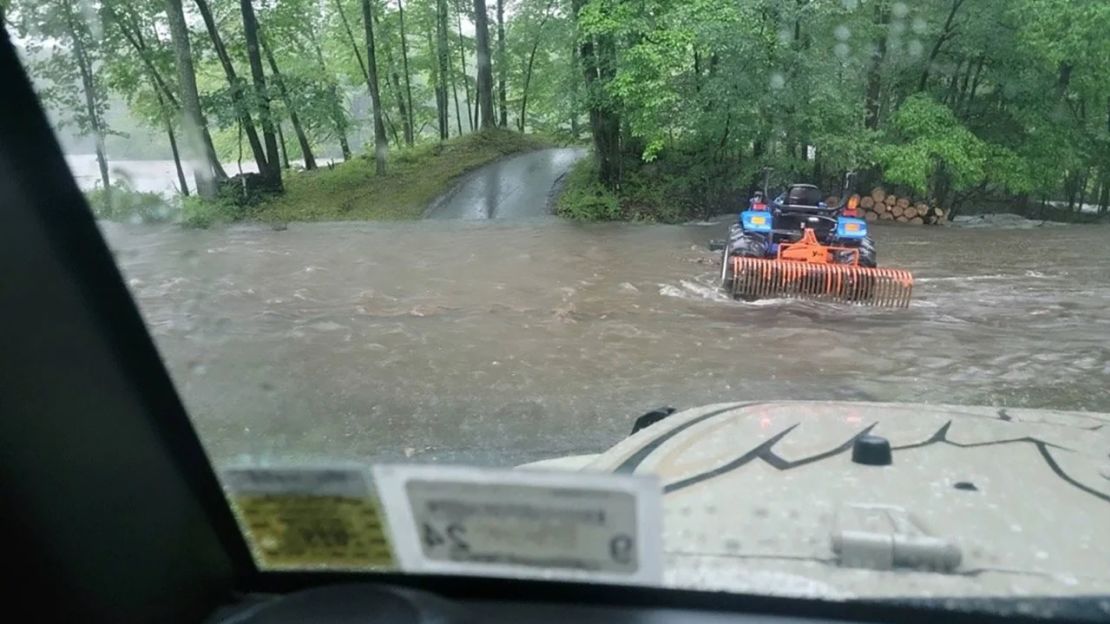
422, 522, 469, 553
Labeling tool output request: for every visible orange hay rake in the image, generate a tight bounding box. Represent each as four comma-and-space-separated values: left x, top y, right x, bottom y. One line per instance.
725, 229, 914, 308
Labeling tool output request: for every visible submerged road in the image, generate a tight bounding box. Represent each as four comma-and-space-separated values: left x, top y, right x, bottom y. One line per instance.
424, 148, 586, 220
102, 217, 1110, 468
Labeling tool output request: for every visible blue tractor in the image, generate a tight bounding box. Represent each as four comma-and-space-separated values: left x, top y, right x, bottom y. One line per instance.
719, 171, 913, 307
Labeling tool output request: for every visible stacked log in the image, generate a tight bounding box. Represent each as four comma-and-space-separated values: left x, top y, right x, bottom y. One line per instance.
854, 186, 948, 226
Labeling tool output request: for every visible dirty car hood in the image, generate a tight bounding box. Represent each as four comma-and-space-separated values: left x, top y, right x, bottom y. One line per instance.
524, 401, 1110, 601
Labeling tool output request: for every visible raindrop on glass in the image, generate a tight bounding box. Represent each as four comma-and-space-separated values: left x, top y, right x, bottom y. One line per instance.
834, 43, 850, 59
892, 2, 909, 18
908, 40, 924, 58
770, 73, 786, 90
841, 0, 859, 10
834, 25, 851, 41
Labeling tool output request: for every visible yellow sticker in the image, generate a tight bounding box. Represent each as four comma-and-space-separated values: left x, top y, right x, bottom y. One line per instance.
751, 215, 767, 225
223, 467, 395, 570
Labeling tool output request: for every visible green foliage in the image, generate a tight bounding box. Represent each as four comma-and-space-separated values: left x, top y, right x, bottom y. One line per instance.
180, 195, 244, 228
877, 95, 986, 195
85, 182, 177, 224
558, 151, 734, 223
11, 0, 1110, 218
555, 157, 620, 220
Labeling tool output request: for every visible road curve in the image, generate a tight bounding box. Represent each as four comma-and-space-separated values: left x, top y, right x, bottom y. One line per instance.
424, 147, 586, 219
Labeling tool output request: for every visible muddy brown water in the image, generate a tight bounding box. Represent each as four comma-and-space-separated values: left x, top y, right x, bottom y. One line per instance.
98, 217, 1110, 468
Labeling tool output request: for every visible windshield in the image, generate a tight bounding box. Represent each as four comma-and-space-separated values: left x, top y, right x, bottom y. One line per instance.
7, 0, 1110, 611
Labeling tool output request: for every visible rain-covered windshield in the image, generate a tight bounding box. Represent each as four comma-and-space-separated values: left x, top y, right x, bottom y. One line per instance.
6, 0, 1110, 609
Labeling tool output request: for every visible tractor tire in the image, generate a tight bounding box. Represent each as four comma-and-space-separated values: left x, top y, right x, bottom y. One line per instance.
858, 235, 877, 268
729, 232, 768, 258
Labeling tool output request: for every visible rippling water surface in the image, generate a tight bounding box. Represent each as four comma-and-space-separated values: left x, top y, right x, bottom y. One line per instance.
100, 219, 1110, 466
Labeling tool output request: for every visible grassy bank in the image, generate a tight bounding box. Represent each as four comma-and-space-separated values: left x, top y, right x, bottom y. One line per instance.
184, 129, 552, 226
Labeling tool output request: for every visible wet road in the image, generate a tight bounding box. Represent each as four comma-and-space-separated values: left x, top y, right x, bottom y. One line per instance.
424, 148, 586, 219
101, 217, 1110, 469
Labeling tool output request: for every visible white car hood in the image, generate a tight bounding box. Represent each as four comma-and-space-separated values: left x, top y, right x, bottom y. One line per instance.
523, 401, 1110, 601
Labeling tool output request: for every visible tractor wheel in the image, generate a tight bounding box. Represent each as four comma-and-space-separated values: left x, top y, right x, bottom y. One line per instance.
858, 235, 877, 267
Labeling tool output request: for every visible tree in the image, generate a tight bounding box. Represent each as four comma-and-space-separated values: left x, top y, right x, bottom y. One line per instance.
162, 0, 224, 197
259, 29, 315, 171
194, 0, 270, 181
99, 0, 196, 195
473, 0, 494, 128
397, 0, 416, 145
14, 0, 114, 192
435, 0, 451, 138
453, 1, 473, 131
240, 0, 282, 187
496, 0, 507, 127
361, 0, 388, 174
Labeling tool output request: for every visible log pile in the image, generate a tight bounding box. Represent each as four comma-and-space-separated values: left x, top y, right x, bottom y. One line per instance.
850, 187, 947, 225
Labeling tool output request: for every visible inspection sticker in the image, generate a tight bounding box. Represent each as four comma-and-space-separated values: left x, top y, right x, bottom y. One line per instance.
372, 465, 662, 584
222, 466, 395, 570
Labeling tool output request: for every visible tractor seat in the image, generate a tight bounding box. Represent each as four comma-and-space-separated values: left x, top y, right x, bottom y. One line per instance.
777, 184, 836, 214
786, 184, 822, 207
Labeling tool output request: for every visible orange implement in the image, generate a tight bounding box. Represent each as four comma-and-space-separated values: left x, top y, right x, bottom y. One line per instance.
725, 230, 914, 308
777, 228, 858, 265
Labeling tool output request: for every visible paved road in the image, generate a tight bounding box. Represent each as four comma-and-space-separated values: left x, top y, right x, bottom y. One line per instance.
424, 148, 586, 219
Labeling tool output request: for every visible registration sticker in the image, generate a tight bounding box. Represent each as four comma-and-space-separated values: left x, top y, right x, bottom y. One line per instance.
222, 466, 395, 570
373, 465, 662, 584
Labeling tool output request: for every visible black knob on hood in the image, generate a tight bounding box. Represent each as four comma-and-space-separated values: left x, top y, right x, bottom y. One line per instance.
852, 434, 892, 466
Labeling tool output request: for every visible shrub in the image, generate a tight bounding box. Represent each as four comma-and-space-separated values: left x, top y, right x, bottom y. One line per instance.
555, 157, 622, 221
85, 182, 176, 224
180, 195, 243, 228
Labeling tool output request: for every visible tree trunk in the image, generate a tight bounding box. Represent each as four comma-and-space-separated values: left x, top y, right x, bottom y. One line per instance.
497, 0, 508, 127
61, 0, 110, 192
361, 0, 388, 174
961, 55, 985, 117
276, 122, 290, 169
397, 0, 415, 144
163, 0, 223, 196
864, 0, 889, 130
334, 0, 369, 82
573, 0, 620, 188
240, 0, 282, 188
433, 0, 450, 139
450, 47, 463, 135
157, 89, 189, 196
917, 0, 965, 92
261, 32, 316, 170
519, 41, 540, 132
569, 42, 580, 138
373, 9, 413, 146
473, 0, 495, 129
457, 7, 473, 131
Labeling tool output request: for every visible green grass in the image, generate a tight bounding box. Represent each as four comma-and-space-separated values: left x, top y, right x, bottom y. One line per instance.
238, 129, 552, 223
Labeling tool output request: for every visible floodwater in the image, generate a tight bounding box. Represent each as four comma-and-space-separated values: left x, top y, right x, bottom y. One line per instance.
100, 212, 1110, 468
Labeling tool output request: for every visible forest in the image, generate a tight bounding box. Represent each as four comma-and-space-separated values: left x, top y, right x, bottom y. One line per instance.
3, 0, 1109, 223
